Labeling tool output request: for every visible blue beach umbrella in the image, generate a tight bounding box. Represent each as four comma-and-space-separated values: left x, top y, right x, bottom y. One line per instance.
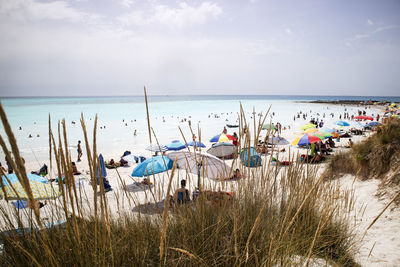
240, 147, 262, 167
165, 140, 187, 151
334, 121, 350, 127
131, 156, 173, 177
188, 141, 206, 148
1, 173, 47, 187
368, 121, 381, 127
96, 154, 107, 184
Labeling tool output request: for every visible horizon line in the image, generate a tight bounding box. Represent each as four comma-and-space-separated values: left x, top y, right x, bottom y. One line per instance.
1, 94, 400, 99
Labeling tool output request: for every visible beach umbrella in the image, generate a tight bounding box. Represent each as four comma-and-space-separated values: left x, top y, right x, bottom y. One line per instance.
300, 123, 316, 130
319, 127, 335, 134
267, 136, 289, 145
291, 134, 323, 146
1, 173, 46, 187
304, 128, 318, 133
210, 134, 235, 143
261, 123, 275, 130
165, 140, 187, 151
350, 121, 366, 129
368, 122, 381, 127
146, 144, 168, 153
334, 121, 350, 127
0, 181, 60, 200
188, 141, 206, 148
354, 116, 373, 121
131, 156, 173, 177
207, 142, 236, 157
240, 147, 262, 167
168, 151, 229, 183
313, 131, 331, 138
95, 154, 107, 184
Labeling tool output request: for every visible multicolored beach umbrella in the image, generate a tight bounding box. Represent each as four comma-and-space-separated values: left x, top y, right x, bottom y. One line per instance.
291, 134, 324, 146
304, 128, 318, 133
303, 128, 331, 138
0, 181, 60, 200
313, 131, 332, 138
210, 134, 235, 143
300, 123, 317, 130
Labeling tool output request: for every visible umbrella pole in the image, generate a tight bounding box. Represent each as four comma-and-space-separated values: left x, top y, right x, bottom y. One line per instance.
197, 163, 201, 191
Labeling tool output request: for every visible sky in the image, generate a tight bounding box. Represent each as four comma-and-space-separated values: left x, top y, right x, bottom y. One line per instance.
0, 0, 399, 97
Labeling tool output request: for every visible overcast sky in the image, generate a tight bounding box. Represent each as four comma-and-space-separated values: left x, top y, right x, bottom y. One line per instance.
0, 0, 399, 96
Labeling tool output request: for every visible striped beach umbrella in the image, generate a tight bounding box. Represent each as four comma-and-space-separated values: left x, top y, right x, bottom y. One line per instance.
300, 123, 317, 130
291, 134, 323, 146
0, 181, 60, 200
210, 134, 235, 143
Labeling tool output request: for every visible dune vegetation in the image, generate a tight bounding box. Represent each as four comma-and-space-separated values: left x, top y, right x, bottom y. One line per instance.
324, 118, 400, 205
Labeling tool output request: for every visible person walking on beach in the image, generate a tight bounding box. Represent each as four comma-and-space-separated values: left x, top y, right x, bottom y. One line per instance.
77, 140, 82, 162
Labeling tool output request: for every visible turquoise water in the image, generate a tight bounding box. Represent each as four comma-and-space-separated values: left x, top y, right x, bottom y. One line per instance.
0, 95, 395, 166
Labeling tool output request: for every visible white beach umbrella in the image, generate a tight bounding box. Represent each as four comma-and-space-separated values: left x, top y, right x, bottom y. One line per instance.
168, 151, 230, 182
146, 144, 168, 153
207, 142, 236, 158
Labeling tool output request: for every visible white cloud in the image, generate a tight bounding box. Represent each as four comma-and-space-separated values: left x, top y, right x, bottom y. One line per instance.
285, 28, 292, 35
354, 25, 398, 41
118, 2, 222, 28
367, 19, 374, 25
121, 0, 134, 8
0, 0, 91, 22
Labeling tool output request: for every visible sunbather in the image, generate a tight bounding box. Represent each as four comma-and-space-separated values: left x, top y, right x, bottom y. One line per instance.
172, 179, 190, 205
71, 162, 81, 175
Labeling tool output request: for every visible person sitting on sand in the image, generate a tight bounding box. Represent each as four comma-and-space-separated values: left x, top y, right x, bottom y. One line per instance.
320, 142, 330, 155
346, 139, 354, 148
229, 169, 243, 180
119, 157, 128, 167
328, 137, 335, 148
71, 162, 81, 175
324, 140, 333, 152
173, 179, 190, 205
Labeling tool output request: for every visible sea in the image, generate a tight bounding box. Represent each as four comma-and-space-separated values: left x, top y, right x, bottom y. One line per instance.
0, 95, 398, 168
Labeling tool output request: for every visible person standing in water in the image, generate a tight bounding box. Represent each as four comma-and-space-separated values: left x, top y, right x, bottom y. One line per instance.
77, 140, 82, 162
